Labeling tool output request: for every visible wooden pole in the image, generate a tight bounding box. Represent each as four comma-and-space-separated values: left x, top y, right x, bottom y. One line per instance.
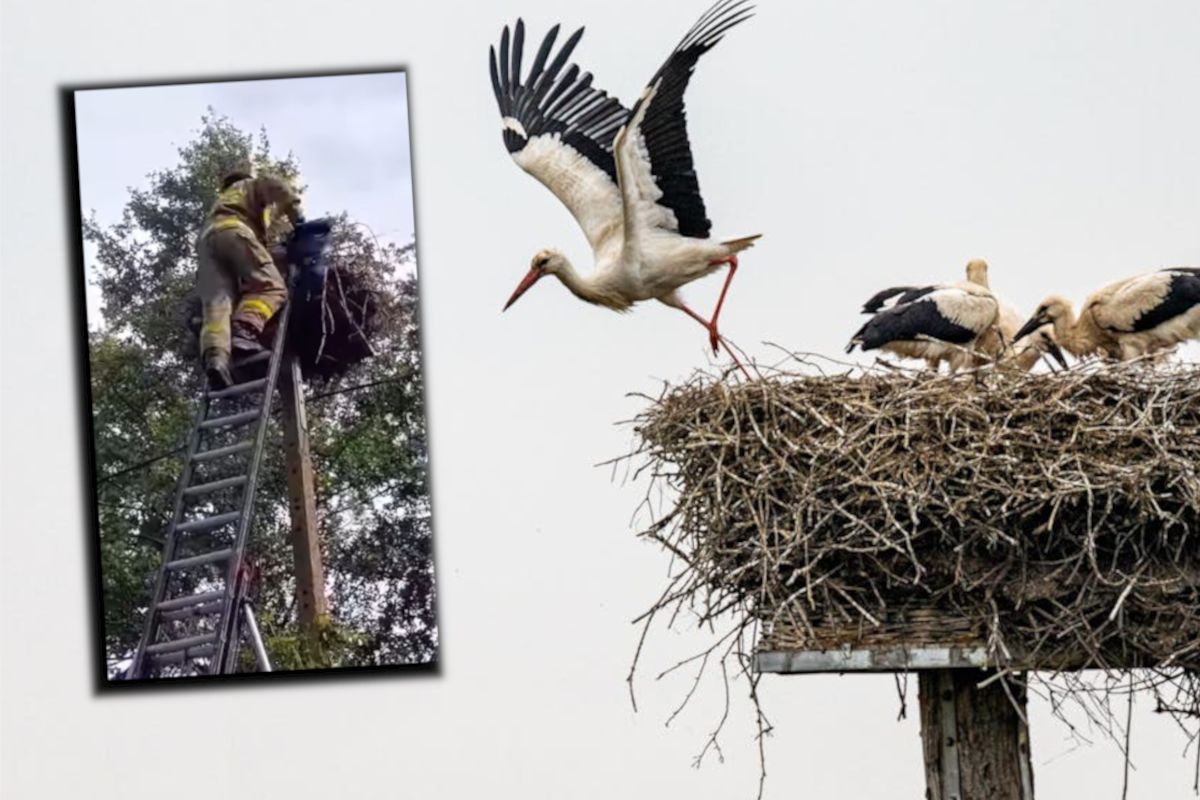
918, 669, 1035, 800
279, 354, 328, 632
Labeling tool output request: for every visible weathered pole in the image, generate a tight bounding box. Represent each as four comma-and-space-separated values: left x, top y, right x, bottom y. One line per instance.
279, 354, 328, 632
918, 669, 1034, 800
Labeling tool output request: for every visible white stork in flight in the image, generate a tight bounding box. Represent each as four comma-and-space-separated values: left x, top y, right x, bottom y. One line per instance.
1015, 267, 1200, 362
489, 0, 761, 377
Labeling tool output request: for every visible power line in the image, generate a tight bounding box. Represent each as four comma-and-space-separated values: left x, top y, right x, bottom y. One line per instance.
309, 376, 405, 402
96, 445, 188, 484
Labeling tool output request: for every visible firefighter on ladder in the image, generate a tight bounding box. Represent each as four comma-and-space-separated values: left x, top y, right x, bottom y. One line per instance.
196, 168, 304, 390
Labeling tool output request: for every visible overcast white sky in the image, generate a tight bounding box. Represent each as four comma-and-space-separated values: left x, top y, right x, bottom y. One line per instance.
3, 1, 1200, 799
73, 72, 414, 324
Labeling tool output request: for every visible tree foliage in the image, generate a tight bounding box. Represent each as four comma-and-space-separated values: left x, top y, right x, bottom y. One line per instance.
85, 111, 436, 674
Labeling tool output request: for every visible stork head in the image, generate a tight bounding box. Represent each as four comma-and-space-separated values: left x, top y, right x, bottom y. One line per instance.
964, 259, 990, 287
503, 249, 567, 311
1015, 295, 1072, 342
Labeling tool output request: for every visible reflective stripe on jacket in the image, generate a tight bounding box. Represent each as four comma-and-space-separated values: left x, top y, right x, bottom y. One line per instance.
204, 176, 300, 243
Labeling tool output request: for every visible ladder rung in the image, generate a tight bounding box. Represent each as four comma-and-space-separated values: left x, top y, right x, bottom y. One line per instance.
159, 602, 225, 623
233, 350, 273, 369
166, 548, 234, 571
199, 409, 261, 430
183, 475, 247, 497
145, 632, 217, 656
175, 511, 241, 534
157, 590, 225, 613
149, 644, 216, 668
192, 440, 253, 463
207, 377, 268, 400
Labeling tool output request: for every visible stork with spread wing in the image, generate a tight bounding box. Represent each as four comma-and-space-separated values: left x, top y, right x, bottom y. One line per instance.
489, 0, 760, 376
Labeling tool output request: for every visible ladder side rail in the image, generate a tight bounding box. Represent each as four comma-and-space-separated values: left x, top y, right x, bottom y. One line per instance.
242, 604, 273, 672
127, 396, 210, 679
210, 294, 295, 673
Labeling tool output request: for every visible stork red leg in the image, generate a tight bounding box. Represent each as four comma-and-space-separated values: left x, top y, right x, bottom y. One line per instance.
705, 255, 739, 354
678, 303, 752, 380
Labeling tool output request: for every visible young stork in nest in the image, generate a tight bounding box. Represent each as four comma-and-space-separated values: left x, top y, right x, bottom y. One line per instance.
858, 260, 1065, 373
965, 261, 1066, 373
993, 302, 1068, 373
489, 0, 761, 377
1016, 267, 1200, 363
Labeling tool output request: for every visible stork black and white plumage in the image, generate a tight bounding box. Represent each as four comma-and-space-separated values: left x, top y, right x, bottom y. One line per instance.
1016, 267, 1200, 363
489, 1, 761, 376
851, 260, 997, 372
856, 259, 1065, 373
860, 259, 991, 316
847, 281, 1000, 373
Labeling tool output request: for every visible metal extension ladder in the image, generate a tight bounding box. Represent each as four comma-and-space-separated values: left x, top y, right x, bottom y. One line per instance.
126, 301, 294, 680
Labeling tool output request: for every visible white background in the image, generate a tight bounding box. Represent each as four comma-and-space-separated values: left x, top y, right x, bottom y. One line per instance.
2, 1, 1198, 798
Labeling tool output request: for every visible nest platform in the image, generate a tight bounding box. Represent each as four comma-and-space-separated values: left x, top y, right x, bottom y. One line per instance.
633, 359, 1200, 677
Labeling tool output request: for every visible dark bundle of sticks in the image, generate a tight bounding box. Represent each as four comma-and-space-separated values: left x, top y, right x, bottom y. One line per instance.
286, 260, 379, 381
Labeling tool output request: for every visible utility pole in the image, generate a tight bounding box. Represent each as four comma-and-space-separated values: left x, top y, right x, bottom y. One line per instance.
918, 669, 1034, 800
756, 648, 1035, 799
279, 353, 328, 633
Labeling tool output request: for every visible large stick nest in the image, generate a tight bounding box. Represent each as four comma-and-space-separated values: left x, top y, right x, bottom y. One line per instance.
287, 261, 379, 381
632, 357, 1200, 686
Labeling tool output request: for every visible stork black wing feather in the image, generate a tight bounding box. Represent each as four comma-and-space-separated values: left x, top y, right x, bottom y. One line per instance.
849, 300, 977, 352
488, 46, 503, 113
627, 0, 755, 239
861, 285, 931, 314
511, 21, 525, 93
896, 286, 938, 305
489, 21, 630, 183
1129, 272, 1200, 333
523, 24, 558, 92
499, 26, 511, 104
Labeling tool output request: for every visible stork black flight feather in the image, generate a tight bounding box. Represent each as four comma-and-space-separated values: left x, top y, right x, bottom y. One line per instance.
626, 0, 755, 238
1127, 269, 1200, 333
490, 20, 627, 181
861, 285, 937, 314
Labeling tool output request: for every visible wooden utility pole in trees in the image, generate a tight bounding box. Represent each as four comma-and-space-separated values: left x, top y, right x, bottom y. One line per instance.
279, 354, 328, 632
756, 649, 1035, 800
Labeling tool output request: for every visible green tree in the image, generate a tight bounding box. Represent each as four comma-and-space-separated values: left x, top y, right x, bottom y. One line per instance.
85, 111, 436, 674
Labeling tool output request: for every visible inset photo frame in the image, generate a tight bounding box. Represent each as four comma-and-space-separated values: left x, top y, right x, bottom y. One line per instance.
67, 70, 438, 684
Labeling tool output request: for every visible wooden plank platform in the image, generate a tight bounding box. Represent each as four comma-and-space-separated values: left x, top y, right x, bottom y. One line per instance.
755, 644, 990, 674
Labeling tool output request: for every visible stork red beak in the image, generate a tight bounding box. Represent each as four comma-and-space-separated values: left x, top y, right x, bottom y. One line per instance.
503, 268, 543, 311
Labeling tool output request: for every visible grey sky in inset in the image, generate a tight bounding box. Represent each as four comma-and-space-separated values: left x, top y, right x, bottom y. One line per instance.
74, 71, 413, 326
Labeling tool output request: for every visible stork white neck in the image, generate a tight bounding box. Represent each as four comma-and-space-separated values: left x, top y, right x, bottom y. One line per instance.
549, 254, 631, 311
